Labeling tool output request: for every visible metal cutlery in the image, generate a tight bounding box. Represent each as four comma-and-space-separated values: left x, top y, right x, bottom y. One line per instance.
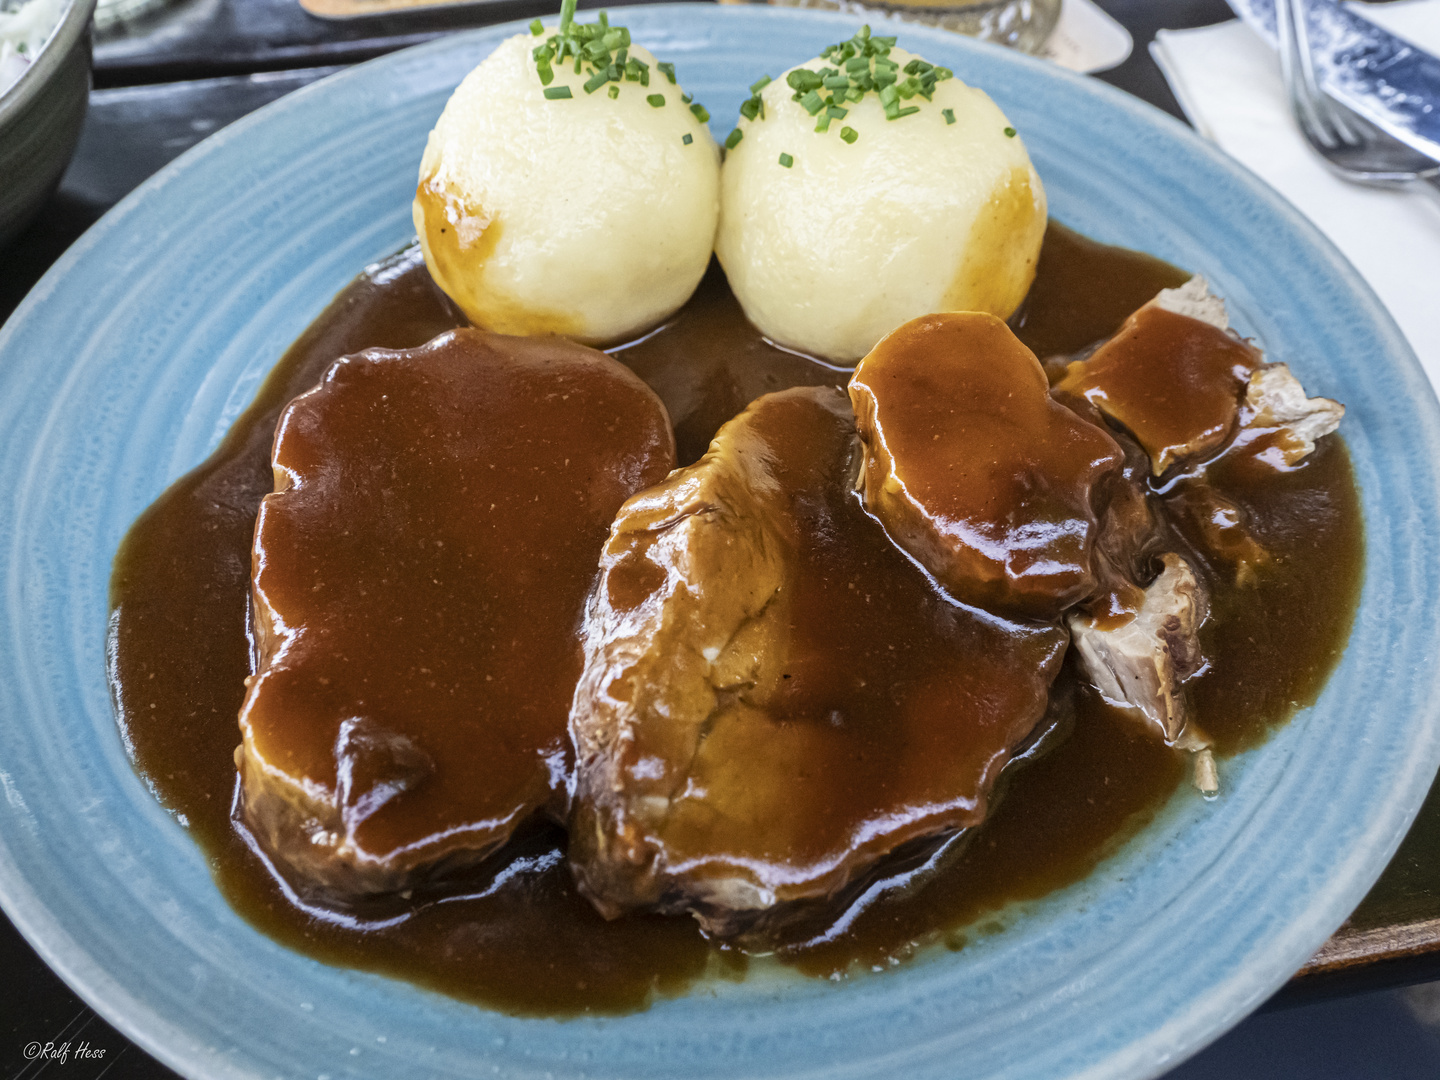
1276, 0, 1440, 194
1230, 0, 1440, 164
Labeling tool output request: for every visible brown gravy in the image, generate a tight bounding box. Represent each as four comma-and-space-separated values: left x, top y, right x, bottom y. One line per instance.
850, 311, 1127, 619
1056, 305, 1262, 475
238, 330, 675, 896
567, 386, 1070, 932
107, 222, 1364, 1015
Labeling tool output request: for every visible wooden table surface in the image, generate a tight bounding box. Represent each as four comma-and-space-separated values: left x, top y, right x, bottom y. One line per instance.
2, 1, 1438, 1075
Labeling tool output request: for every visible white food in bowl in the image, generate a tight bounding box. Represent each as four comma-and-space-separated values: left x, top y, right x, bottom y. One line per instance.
0, 0, 66, 97
414, 31, 721, 345
716, 44, 1046, 365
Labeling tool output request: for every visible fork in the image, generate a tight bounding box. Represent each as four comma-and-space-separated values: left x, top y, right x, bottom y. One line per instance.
1277, 0, 1440, 195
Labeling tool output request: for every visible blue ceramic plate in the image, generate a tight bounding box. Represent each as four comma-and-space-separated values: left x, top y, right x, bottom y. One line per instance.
2, 7, 1438, 1079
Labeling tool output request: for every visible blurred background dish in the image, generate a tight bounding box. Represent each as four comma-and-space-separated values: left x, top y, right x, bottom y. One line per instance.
1, 0, 65, 94
93, 0, 174, 31
301, 0, 1060, 55
738, 0, 1060, 53
0, 0, 96, 245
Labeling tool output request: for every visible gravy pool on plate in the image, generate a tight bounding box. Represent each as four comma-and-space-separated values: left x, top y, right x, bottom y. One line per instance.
107, 223, 1363, 1014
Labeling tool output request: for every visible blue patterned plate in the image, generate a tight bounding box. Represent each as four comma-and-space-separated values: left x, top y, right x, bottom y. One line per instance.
2, 7, 1438, 1079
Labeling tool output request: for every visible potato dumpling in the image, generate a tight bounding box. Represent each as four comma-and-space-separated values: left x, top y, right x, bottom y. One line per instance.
716, 39, 1045, 364
414, 28, 720, 345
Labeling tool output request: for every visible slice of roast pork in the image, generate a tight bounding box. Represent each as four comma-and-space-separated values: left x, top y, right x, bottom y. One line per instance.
1068, 554, 1218, 794
1054, 277, 1343, 476
237, 328, 675, 900
848, 311, 1129, 620
847, 311, 1222, 790
567, 386, 1068, 938
1053, 279, 1343, 791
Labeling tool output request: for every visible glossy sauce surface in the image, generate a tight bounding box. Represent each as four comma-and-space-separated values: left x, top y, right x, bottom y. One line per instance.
569, 387, 1069, 929
1056, 306, 1262, 474
850, 312, 1124, 618
239, 330, 674, 895
108, 222, 1363, 1014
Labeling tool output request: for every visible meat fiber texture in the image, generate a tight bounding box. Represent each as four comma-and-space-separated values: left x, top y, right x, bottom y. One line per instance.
1059, 278, 1342, 792
567, 386, 1068, 938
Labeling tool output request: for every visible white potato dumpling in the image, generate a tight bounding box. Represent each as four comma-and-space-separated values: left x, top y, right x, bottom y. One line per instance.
716, 47, 1045, 364
414, 32, 720, 345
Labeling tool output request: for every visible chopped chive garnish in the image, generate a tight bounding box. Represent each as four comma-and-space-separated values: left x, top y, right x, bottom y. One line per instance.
532, 4, 702, 116
725, 127, 743, 149
740, 97, 761, 121
682, 133, 693, 145
942, 108, 955, 124
765, 26, 952, 138
690, 102, 710, 122
787, 69, 823, 92
778, 152, 794, 167
543, 85, 573, 99
750, 74, 772, 93
1004, 126, 1017, 137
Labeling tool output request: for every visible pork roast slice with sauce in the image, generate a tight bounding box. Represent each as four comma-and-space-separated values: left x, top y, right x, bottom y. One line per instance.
1055, 276, 1343, 590
1056, 280, 1343, 792
1054, 277, 1343, 475
238, 328, 675, 900
844, 312, 1215, 785
1069, 553, 1218, 793
1052, 278, 1262, 474
848, 312, 1127, 620
568, 386, 1069, 938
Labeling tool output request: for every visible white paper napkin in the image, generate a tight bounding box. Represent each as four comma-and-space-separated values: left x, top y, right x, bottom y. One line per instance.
1150, 1, 1440, 385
